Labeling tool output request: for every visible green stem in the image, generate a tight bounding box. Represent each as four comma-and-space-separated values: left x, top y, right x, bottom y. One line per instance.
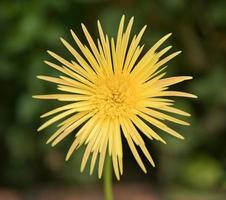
104, 155, 113, 200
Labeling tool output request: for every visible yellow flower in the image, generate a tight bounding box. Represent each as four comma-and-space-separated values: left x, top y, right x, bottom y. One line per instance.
33, 15, 197, 180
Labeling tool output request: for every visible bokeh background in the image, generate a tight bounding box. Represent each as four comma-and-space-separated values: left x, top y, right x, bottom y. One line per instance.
1, 0, 226, 199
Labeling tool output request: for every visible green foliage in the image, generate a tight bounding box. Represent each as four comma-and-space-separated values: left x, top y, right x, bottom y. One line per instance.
182, 155, 223, 189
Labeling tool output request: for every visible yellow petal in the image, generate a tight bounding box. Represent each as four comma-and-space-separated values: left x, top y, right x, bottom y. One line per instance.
70, 29, 101, 75
154, 51, 181, 70
60, 37, 93, 72
112, 154, 120, 180
98, 132, 108, 178
130, 114, 166, 143
47, 50, 74, 69
80, 143, 92, 172
131, 33, 172, 75
34, 94, 93, 101
65, 138, 79, 161
157, 76, 193, 87
81, 23, 101, 63
52, 111, 95, 146
150, 33, 172, 52
120, 117, 147, 173
157, 46, 172, 58
138, 111, 184, 139
47, 112, 88, 144
124, 25, 146, 72
156, 91, 198, 98
156, 105, 191, 116
140, 107, 190, 126
90, 150, 98, 175
38, 109, 78, 131
118, 17, 134, 71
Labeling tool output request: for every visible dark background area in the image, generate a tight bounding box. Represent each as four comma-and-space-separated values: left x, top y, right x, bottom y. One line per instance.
0, 0, 226, 199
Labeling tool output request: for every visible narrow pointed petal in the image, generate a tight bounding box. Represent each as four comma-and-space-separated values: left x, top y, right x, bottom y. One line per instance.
138, 111, 184, 139
120, 117, 147, 173
38, 109, 78, 131
156, 106, 191, 116
156, 91, 198, 98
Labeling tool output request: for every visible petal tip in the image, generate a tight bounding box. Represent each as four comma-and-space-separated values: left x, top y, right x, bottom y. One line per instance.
37, 127, 42, 132
179, 135, 185, 140
81, 23, 86, 29
60, 37, 65, 42
51, 143, 56, 147
193, 94, 198, 98
65, 156, 70, 161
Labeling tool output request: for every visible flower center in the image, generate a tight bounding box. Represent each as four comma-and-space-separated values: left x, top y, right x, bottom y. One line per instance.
93, 73, 138, 118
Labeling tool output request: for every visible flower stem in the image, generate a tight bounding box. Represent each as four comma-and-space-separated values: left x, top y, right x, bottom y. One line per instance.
104, 155, 113, 200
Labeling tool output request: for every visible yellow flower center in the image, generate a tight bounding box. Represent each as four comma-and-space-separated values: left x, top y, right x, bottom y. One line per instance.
94, 73, 138, 118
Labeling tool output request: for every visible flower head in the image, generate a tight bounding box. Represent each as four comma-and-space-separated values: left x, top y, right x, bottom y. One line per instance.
33, 15, 197, 180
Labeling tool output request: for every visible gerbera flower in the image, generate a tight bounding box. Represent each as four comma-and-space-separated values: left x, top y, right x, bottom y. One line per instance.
33, 15, 197, 180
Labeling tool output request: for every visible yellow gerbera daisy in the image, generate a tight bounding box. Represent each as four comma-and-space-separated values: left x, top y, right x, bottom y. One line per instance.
33, 15, 197, 180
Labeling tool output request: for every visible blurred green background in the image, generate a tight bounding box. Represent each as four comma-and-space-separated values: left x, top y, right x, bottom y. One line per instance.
0, 0, 226, 199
